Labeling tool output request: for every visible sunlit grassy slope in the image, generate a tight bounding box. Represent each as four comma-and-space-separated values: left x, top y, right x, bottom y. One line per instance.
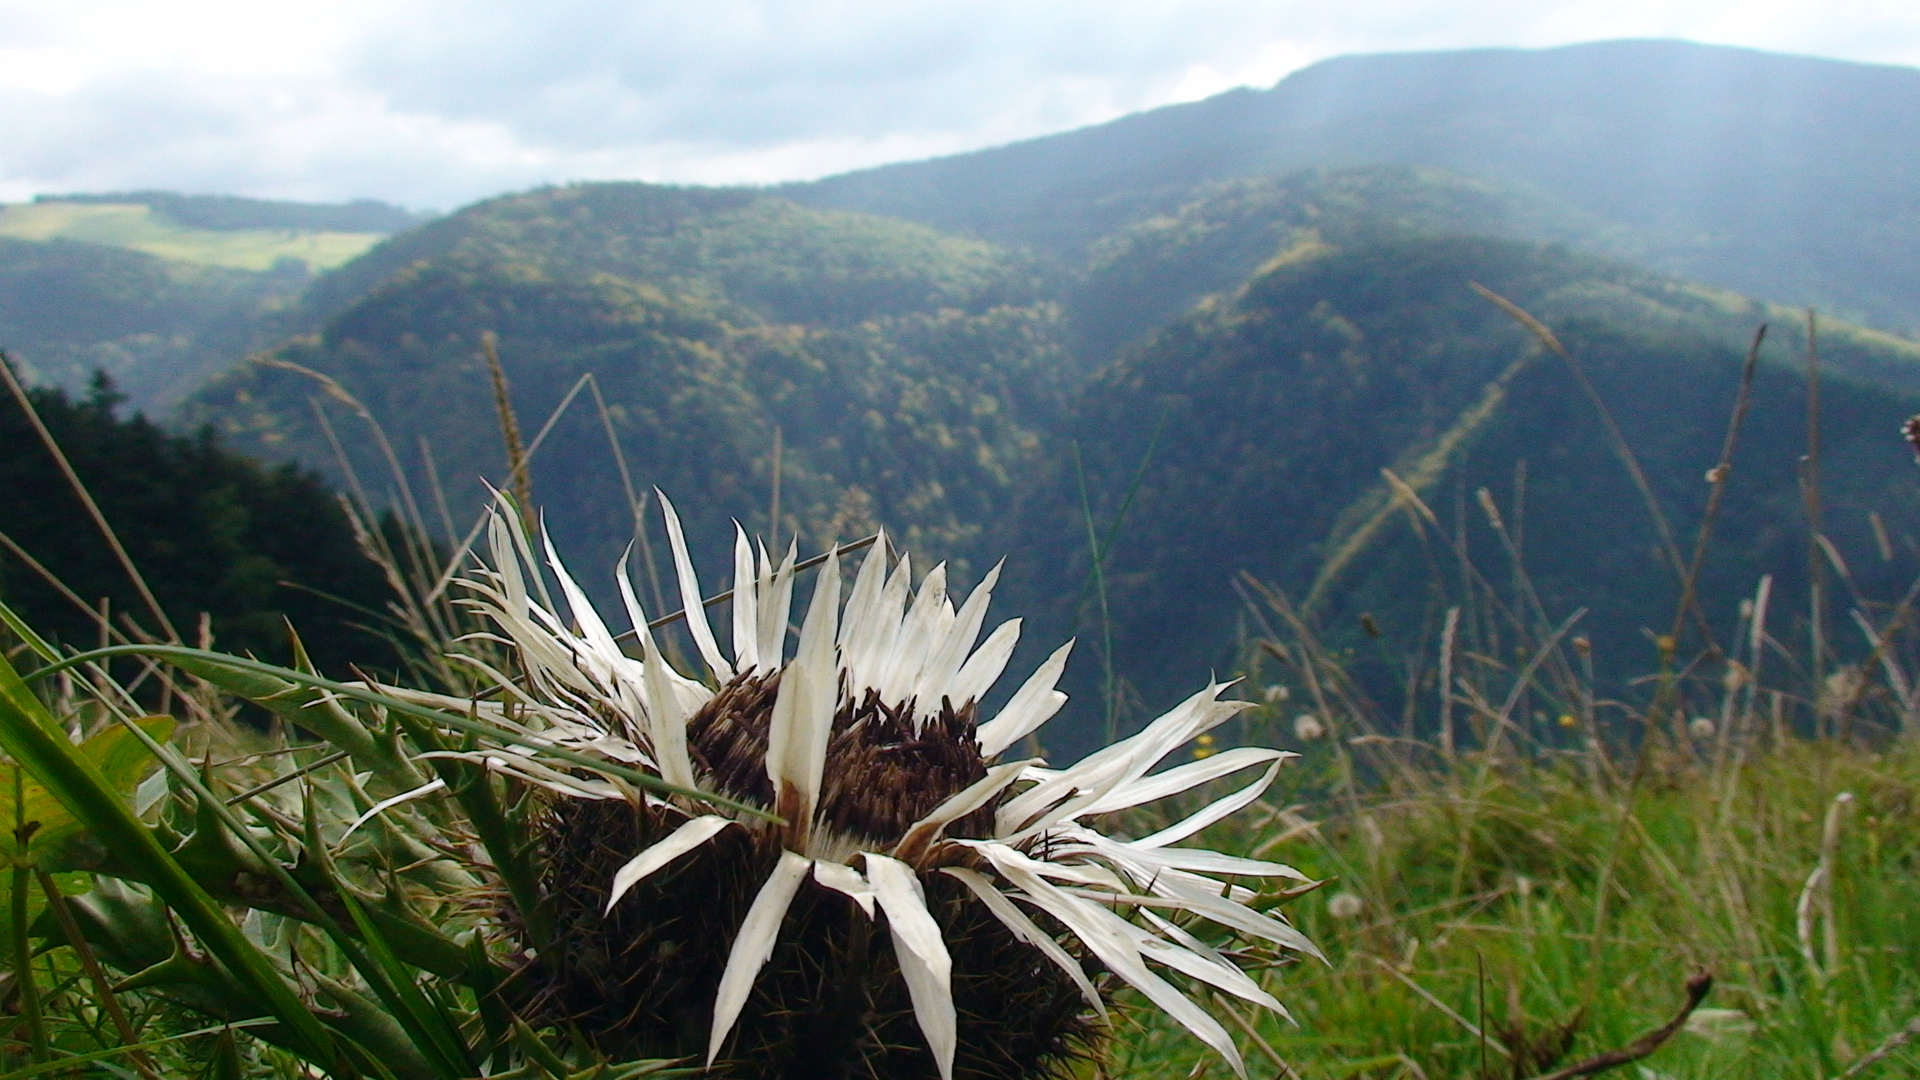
0, 201, 385, 272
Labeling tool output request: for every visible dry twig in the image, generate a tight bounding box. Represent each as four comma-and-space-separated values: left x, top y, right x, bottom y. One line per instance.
1833, 1012, 1920, 1080
1523, 970, 1712, 1080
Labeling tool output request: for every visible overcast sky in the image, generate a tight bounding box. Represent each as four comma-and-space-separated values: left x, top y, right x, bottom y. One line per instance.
3, 0, 1917, 212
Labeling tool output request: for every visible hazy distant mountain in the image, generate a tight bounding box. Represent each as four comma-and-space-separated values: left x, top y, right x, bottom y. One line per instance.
791, 39, 1920, 334
0, 193, 432, 408
0, 236, 302, 408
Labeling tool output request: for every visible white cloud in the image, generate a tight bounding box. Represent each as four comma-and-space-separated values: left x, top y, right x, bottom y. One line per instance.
0, 0, 1916, 210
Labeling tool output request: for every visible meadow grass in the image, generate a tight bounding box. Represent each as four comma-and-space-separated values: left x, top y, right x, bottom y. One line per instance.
1104, 729, 1920, 1080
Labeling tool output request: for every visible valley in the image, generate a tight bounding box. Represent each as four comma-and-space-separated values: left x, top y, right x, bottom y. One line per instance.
6, 40, 1920, 755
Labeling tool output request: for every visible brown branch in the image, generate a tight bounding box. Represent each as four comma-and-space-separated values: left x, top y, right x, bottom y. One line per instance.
1525, 971, 1713, 1080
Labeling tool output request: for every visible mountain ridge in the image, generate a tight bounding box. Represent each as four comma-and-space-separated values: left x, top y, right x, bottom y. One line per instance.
183, 183, 1071, 601
789, 39, 1920, 333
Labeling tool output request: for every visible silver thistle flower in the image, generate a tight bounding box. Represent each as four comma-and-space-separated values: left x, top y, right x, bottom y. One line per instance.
399, 495, 1318, 1078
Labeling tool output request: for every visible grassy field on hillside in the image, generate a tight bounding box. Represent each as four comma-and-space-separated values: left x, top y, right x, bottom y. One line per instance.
0, 201, 385, 272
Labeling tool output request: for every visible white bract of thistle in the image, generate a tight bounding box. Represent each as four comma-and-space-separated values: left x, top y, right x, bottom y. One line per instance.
400, 495, 1318, 1079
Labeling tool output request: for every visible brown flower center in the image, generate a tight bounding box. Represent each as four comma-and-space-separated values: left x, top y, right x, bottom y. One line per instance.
687, 670, 992, 846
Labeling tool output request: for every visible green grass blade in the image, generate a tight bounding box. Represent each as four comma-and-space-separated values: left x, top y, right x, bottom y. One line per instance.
0, 598, 58, 664
0, 651, 348, 1073
1072, 442, 1120, 743
5, 836, 49, 1063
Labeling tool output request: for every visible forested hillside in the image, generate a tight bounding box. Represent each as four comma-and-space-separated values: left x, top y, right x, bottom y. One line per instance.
1065, 167, 1920, 384
163, 172, 1920, 753
0, 236, 303, 408
0, 371, 401, 673
1016, 235, 1920, 735
0, 193, 428, 409
186, 183, 1070, 589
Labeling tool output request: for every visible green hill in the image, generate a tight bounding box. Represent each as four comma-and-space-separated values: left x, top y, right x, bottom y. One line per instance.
185, 183, 1070, 591
293, 182, 1036, 328
792, 39, 1920, 336
1069, 168, 1920, 389
169, 176, 1920, 753
0, 236, 304, 409
1010, 233, 1920, 747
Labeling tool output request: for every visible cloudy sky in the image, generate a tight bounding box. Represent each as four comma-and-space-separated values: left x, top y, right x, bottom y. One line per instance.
2, 0, 1917, 211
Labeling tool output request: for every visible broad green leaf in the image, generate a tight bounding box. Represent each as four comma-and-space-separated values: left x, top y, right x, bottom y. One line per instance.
0, 716, 173, 862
